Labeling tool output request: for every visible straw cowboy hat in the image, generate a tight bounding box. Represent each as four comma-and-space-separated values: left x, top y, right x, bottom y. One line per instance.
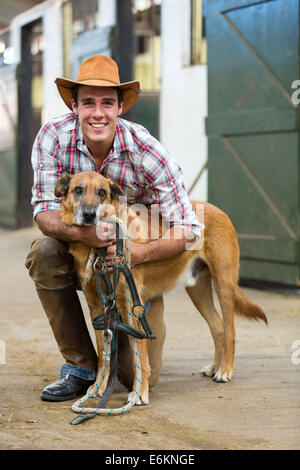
55, 55, 140, 114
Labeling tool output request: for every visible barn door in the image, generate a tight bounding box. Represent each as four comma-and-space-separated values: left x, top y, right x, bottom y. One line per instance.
205, 0, 300, 286
0, 64, 18, 227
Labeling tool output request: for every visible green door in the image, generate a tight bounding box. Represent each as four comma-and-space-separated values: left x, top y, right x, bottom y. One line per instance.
0, 64, 18, 227
205, 0, 300, 286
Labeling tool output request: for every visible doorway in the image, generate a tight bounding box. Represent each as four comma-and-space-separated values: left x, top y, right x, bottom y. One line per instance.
18, 18, 43, 227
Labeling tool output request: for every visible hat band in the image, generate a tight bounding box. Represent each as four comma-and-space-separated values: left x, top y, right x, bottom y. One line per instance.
77, 77, 119, 85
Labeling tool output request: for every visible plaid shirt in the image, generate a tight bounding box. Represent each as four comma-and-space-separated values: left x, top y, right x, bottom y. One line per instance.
31, 113, 203, 237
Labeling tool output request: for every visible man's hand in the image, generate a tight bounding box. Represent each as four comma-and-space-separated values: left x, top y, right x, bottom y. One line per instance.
35, 211, 116, 248
103, 239, 145, 269
78, 222, 116, 248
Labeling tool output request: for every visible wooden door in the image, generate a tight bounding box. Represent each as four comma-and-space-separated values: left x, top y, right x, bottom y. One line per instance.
205, 0, 300, 286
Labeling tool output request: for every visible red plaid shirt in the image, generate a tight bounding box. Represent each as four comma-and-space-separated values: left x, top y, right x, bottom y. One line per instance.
31, 113, 203, 237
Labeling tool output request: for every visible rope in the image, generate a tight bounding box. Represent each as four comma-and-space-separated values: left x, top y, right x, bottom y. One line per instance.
71, 217, 142, 416
82, 247, 96, 289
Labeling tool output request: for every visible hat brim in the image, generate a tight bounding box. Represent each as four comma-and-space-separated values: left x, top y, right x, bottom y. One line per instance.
55, 77, 141, 114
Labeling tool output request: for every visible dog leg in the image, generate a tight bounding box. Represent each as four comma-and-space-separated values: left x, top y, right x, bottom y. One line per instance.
212, 278, 236, 382
185, 269, 224, 378
146, 296, 165, 389
115, 291, 150, 406
128, 335, 150, 405
86, 329, 108, 397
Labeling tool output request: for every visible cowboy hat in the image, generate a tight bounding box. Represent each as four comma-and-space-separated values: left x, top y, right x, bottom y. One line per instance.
55, 55, 140, 114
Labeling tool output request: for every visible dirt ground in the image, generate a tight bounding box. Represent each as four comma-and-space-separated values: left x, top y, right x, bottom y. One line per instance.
0, 226, 299, 451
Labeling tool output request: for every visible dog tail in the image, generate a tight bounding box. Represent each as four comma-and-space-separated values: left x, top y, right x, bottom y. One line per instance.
234, 286, 268, 324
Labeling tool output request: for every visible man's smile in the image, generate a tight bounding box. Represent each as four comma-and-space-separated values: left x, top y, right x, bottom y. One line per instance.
89, 123, 107, 129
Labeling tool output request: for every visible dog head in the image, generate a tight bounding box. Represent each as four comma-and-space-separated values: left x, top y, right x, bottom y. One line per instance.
55, 170, 123, 226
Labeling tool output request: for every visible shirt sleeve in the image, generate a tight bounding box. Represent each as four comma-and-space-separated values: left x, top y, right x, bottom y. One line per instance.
31, 122, 64, 219
140, 139, 204, 238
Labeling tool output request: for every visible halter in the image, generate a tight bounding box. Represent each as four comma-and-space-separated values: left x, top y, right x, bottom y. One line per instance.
70, 217, 154, 424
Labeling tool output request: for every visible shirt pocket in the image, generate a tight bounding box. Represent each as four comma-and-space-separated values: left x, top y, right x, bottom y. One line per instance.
121, 182, 141, 204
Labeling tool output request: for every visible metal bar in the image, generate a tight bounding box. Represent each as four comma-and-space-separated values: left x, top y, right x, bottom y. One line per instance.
188, 160, 207, 195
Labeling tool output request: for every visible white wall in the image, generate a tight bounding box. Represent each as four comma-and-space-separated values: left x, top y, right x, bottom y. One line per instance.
42, 0, 67, 122
160, 0, 208, 201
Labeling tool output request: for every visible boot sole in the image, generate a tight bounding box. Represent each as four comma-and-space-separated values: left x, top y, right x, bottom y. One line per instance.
40, 392, 82, 402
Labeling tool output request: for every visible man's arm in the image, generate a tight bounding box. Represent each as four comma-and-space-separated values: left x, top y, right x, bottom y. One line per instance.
131, 237, 182, 266
37, 212, 201, 269
105, 227, 197, 267
36, 211, 116, 248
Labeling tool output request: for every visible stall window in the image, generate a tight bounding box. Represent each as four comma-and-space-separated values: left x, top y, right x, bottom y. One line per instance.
133, 0, 161, 92
62, 0, 99, 77
191, 0, 206, 65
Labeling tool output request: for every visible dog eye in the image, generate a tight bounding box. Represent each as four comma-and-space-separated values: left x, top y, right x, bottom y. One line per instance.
74, 186, 83, 195
98, 189, 106, 197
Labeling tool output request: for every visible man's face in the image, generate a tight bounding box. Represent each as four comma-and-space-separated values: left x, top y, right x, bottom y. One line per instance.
71, 86, 123, 151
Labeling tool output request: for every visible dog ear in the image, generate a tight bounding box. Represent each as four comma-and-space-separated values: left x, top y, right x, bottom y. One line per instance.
55, 174, 71, 197
109, 181, 124, 199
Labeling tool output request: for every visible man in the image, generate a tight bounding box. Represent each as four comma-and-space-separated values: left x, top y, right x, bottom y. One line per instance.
25, 55, 203, 402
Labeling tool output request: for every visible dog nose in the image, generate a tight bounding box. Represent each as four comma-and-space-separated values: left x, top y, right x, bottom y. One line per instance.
82, 206, 96, 223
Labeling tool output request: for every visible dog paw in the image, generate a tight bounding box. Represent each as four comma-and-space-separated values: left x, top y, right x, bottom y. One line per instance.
213, 369, 233, 383
200, 364, 215, 377
127, 391, 149, 406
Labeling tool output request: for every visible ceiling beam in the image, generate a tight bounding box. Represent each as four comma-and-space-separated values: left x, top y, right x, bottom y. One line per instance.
0, 0, 43, 28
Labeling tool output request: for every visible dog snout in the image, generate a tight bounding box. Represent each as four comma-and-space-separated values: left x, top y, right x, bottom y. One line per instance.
82, 206, 97, 224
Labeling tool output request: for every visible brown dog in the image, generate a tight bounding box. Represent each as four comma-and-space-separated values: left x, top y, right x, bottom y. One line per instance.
55, 170, 267, 405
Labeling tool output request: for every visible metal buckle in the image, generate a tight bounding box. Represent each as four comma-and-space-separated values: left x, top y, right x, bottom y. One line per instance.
103, 299, 116, 332
111, 252, 125, 266
131, 304, 145, 320
93, 256, 107, 272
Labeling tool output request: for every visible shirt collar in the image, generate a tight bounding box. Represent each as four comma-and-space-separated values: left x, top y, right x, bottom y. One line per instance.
75, 116, 91, 156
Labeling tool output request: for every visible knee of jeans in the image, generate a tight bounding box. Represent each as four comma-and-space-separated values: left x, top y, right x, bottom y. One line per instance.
28, 237, 67, 264
25, 237, 74, 287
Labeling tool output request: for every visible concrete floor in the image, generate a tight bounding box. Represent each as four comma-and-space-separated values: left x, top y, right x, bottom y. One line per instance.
0, 226, 299, 450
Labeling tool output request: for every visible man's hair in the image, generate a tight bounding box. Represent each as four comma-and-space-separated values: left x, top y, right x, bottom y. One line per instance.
71, 85, 123, 107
